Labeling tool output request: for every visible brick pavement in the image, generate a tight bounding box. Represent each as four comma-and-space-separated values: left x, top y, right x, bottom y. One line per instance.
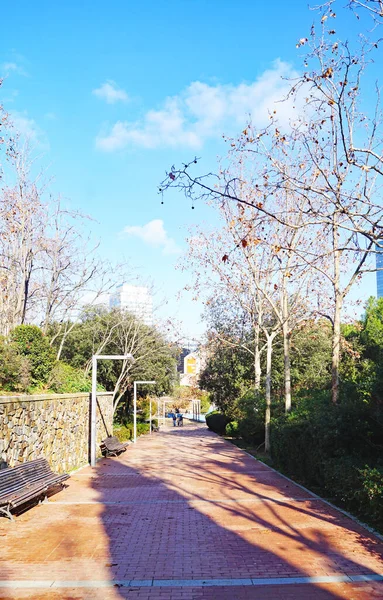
0, 422, 382, 599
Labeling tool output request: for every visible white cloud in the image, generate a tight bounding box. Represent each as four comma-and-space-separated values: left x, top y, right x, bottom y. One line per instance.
92, 80, 129, 104
96, 60, 301, 152
1, 62, 28, 77
2, 62, 18, 72
122, 219, 181, 255
10, 111, 49, 149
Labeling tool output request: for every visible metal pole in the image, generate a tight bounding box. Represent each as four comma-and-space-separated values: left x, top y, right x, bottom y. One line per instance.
149, 398, 152, 435
91, 356, 97, 467
90, 353, 134, 467
133, 382, 137, 443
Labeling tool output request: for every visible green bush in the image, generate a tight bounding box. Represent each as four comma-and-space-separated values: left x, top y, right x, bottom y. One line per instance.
137, 422, 150, 436
11, 325, 55, 385
0, 338, 30, 392
114, 420, 152, 441
225, 421, 239, 437
48, 362, 93, 393
114, 423, 133, 441
234, 390, 272, 445
206, 411, 229, 434
270, 393, 383, 530
357, 466, 383, 529
200, 392, 211, 414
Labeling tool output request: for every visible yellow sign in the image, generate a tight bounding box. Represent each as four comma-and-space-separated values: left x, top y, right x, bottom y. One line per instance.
186, 356, 197, 374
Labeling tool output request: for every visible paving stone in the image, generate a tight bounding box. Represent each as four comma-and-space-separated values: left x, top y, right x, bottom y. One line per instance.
0, 422, 382, 599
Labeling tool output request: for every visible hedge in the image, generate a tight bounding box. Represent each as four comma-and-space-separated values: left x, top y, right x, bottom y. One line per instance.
270, 397, 383, 531
205, 411, 229, 434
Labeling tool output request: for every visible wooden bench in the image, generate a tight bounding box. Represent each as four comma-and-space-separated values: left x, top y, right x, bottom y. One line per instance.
100, 436, 130, 457
0, 458, 69, 521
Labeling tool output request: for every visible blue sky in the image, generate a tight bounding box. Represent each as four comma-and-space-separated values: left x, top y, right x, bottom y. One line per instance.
1, 0, 379, 340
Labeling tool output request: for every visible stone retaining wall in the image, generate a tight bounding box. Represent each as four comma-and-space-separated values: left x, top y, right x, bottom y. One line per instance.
0, 392, 114, 473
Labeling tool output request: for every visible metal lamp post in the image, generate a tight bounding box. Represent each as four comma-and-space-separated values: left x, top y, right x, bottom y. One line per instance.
91, 354, 134, 467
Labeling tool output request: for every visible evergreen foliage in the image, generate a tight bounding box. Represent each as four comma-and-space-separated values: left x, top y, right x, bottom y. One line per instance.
200, 300, 383, 530
10, 325, 55, 386
205, 411, 229, 434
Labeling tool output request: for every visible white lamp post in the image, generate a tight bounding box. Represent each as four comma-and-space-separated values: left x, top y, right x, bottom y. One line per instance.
149, 396, 159, 435
91, 354, 134, 467
133, 381, 156, 443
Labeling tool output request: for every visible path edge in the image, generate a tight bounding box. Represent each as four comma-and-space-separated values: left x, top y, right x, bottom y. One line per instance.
222, 436, 383, 543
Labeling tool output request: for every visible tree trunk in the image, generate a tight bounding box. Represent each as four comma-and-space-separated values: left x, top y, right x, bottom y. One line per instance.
281, 284, 292, 412
332, 213, 341, 405
56, 322, 76, 361
332, 296, 342, 404
254, 321, 261, 392
264, 333, 274, 454
283, 322, 292, 412
21, 256, 33, 325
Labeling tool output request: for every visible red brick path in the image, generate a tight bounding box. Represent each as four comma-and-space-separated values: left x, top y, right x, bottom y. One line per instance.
0, 422, 382, 599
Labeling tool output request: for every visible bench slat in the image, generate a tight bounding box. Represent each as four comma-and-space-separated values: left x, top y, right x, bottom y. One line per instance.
0, 459, 69, 519
101, 436, 130, 457
0, 473, 69, 504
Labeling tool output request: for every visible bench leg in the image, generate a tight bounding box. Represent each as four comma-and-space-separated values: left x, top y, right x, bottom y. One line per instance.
0, 505, 14, 521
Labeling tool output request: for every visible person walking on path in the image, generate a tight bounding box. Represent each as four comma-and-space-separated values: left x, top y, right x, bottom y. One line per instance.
172, 413, 176, 427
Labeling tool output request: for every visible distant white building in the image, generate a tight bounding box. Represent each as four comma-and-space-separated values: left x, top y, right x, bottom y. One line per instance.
109, 284, 153, 326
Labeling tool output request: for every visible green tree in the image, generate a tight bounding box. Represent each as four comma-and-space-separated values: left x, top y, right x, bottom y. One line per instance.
11, 325, 55, 386
199, 341, 253, 420
0, 337, 30, 392
49, 306, 177, 415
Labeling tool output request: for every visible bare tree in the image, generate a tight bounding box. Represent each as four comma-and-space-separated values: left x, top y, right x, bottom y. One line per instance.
0, 139, 132, 346
160, 5, 383, 404
0, 145, 45, 334
39, 198, 131, 360
0, 78, 14, 180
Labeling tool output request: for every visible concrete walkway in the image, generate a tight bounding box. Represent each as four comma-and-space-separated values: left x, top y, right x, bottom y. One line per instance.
1, 422, 383, 599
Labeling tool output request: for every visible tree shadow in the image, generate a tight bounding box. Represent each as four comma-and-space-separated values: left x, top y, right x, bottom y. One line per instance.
89, 423, 383, 599
0, 422, 382, 600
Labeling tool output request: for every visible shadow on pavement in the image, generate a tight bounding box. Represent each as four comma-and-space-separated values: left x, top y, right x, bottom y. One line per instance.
0, 422, 382, 599
91, 423, 383, 599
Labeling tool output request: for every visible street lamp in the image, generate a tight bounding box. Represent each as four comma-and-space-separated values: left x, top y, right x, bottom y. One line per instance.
91, 354, 134, 467
133, 381, 156, 443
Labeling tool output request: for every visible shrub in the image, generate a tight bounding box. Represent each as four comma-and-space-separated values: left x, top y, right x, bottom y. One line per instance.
11, 325, 55, 385
137, 422, 150, 436
206, 411, 229, 434
0, 338, 30, 392
234, 390, 273, 445
48, 362, 92, 393
225, 421, 239, 437
270, 393, 383, 530
114, 420, 152, 441
114, 423, 133, 442
357, 466, 383, 529
200, 392, 211, 414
